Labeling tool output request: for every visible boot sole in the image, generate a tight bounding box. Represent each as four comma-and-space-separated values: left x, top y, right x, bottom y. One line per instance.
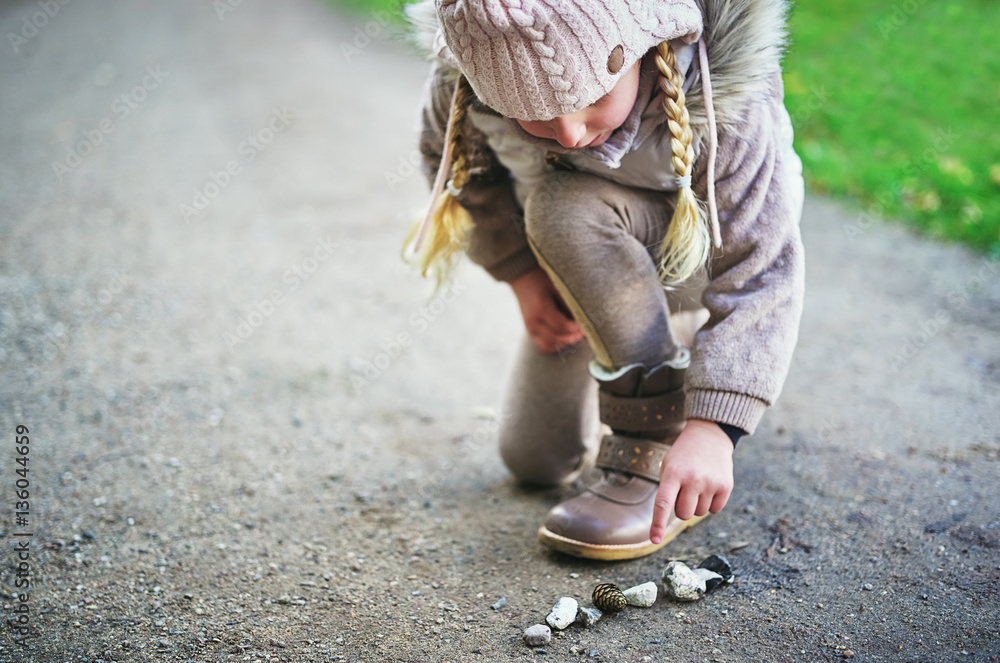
537, 514, 709, 561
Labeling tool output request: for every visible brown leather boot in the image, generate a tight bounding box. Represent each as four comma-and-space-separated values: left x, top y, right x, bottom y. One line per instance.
537, 350, 707, 560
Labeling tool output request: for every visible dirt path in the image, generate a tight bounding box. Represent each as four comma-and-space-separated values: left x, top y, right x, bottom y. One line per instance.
1, 1, 998, 661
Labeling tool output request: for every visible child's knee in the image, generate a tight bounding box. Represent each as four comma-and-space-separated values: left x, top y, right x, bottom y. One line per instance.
524, 172, 612, 249
498, 428, 586, 487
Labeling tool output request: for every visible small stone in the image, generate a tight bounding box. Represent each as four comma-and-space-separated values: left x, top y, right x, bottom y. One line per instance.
491, 598, 506, 610
862, 583, 874, 591
697, 554, 733, 581
623, 581, 657, 607
546, 597, 578, 630
523, 624, 551, 647
692, 567, 725, 592
662, 561, 707, 601
575, 605, 602, 628
81, 530, 97, 541
842, 650, 855, 659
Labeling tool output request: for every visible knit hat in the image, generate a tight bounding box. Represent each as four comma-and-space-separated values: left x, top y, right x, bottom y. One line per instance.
433, 0, 704, 120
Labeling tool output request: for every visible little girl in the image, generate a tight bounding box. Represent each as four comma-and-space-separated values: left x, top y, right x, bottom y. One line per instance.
405, 0, 805, 560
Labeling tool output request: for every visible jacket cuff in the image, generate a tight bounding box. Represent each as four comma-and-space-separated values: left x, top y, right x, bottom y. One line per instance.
484, 246, 539, 283
685, 389, 768, 436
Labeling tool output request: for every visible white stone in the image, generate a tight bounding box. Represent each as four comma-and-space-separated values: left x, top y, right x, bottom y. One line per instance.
523, 624, 551, 646
692, 567, 724, 591
662, 561, 706, 601
545, 596, 579, 630
623, 581, 658, 607
575, 605, 602, 627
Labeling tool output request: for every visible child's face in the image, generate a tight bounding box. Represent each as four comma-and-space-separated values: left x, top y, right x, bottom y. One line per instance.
515, 59, 641, 149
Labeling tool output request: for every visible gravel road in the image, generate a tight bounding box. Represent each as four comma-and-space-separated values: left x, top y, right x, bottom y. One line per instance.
1, 1, 998, 662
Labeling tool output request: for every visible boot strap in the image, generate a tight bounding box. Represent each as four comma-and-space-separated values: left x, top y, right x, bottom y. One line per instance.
598, 388, 685, 432
595, 434, 670, 483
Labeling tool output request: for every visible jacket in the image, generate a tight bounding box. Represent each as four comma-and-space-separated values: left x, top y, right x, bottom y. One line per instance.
411, 0, 805, 435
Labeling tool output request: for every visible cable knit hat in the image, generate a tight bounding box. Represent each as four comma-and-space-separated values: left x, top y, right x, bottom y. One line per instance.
433, 0, 704, 120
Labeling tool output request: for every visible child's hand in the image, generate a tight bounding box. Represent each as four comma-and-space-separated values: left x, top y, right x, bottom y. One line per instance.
509, 267, 585, 354
650, 419, 734, 543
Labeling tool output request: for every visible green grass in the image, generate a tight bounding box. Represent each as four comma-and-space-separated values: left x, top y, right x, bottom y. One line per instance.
330, 0, 1000, 255
331, 0, 410, 19
784, 0, 1000, 255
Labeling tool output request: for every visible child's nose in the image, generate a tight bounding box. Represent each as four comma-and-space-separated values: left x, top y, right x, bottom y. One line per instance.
551, 117, 588, 149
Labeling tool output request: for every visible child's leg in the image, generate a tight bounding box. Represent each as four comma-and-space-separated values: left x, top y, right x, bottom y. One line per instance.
523, 171, 704, 559
497, 333, 600, 486
524, 172, 680, 369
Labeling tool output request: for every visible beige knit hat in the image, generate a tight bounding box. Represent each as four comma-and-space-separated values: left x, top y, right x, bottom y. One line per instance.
433, 0, 704, 120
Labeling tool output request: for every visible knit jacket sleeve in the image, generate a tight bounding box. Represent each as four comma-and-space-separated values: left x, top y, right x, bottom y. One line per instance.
684, 71, 805, 435
417, 63, 540, 283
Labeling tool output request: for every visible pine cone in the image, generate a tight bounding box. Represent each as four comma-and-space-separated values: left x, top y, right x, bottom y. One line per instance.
592, 583, 626, 613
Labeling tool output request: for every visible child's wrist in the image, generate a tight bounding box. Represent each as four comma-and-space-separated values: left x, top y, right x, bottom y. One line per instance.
685, 419, 739, 451
714, 422, 744, 447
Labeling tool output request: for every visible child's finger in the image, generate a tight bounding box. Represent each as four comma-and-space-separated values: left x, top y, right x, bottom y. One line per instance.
543, 304, 578, 331
551, 327, 584, 347
649, 480, 679, 544
529, 320, 578, 354
541, 310, 582, 341
673, 485, 698, 521
709, 489, 730, 514
693, 492, 713, 518
552, 291, 575, 320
